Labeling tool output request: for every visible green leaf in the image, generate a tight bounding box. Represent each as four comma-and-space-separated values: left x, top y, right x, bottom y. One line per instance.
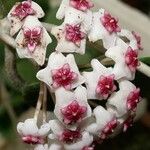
17, 59, 38, 84
140, 57, 150, 66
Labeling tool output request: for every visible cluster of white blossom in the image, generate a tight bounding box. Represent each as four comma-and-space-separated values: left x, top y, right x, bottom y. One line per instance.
7, 0, 143, 150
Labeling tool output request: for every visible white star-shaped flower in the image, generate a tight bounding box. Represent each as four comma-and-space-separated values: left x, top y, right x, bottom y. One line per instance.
88, 9, 121, 49
7, 0, 45, 36
49, 120, 93, 150
54, 86, 92, 126
36, 52, 85, 92
86, 106, 118, 140
107, 80, 141, 117
51, 23, 86, 54
105, 39, 139, 80
56, 0, 93, 32
118, 29, 140, 50
83, 59, 116, 100
15, 16, 52, 66
17, 118, 50, 145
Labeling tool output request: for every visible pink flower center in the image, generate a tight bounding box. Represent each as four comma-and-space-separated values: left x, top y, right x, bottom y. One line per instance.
69, 0, 94, 11
96, 74, 116, 99
22, 135, 44, 145
125, 47, 139, 72
59, 130, 82, 143
123, 114, 135, 132
127, 88, 141, 111
100, 11, 121, 34
61, 100, 87, 125
12, 1, 34, 20
132, 31, 143, 50
65, 24, 86, 46
23, 27, 42, 52
51, 63, 78, 90
99, 119, 118, 140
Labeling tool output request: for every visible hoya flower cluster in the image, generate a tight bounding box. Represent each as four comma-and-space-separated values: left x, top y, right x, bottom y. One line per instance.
7, 0, 143, 149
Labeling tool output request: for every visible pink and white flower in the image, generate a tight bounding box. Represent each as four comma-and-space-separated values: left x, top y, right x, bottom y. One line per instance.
105, 39, 139, 80
34, 144, 49, 150
56, 0, 93, 32
107, 80, 141, 117
83, 59, 116, 100
86, 106, 118, 139
7, 0, 44, 36
69, 0, 94, 12
51, 24, 86, 54
49, 120, 93, 150
88, 9, 121, 49
54, 86, 92, 125
15, 16, 52, 66
118, 29, 143, 50
123, 113, 136, 132
36, 52, 85, 91
132, 31, 143, 50
34, 143, 62, 150
17, 118, 50, 145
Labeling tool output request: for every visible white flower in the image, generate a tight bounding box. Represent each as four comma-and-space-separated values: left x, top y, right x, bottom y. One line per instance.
49, 143, 62, 150
34, 144, 49, 150
17, 118, 50, 145
15, 16, 52, 66
49, 120, 93, 150
56, 0, 93, 32
86, 106, 118, 140
106, 80, 141, 117
88, 9, 121, 49
7, 0, 45, 36
105, 39, 139, 80
36, 52, 85, 92
34, 143, 62, 150
54, 86, 92, 125
51, 23, 86, 54
118, 29, 143, 50
83, 59, 116, 100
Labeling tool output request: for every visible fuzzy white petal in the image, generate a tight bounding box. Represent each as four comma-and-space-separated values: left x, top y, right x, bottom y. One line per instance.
38, 123, 51, 136
17, 118, 39, 136
64, 131, 93, 150
56, 0, 69, 20
49, 143, 62, 150
88, 9, 117, 49
118, 29, 138, 50
15, 16, 52, 66
31, 1, 45, 18
49, 120, 64, 136
51, 25, 86, 54
34, 144, 49, 150
7, 1, 44, 36
54, 86, 92, 124
105, 39, 135, 80
107, 80, 136, 117
83, 59, 113, 100
86, 106, 115, 135
36, 52, 85, 91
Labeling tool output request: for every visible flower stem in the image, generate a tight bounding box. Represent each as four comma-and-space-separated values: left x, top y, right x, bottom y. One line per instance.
34, 82, 44, 122
42, 83, 47, 123
138, 62, 150, 78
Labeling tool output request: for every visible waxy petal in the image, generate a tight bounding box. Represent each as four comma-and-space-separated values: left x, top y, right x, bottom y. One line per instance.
7, 1, 44, 36
54, 86, 91, 125
107, 80, 139, 117
83, 59, 114, 100
36, 52, 85, 91
15, 16, 52, 66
